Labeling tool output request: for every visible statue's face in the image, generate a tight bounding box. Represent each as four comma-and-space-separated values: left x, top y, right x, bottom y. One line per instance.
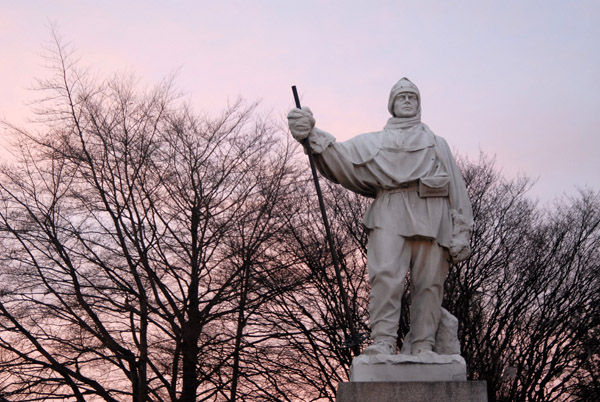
393, 92, 419, 118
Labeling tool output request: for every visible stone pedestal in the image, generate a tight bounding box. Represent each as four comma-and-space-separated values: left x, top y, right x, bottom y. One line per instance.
340, 353, 487, 401
336, 381, 488, 402
350, 353, 467, 382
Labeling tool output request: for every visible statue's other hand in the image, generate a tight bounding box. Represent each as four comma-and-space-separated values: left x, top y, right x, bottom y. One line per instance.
449, 210, 472, 263
449, 239, 470, 263
287, 107, 315, 141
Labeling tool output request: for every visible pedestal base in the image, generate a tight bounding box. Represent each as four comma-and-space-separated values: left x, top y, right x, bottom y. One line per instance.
350, 353, 467, 382
336, 381, 488, 402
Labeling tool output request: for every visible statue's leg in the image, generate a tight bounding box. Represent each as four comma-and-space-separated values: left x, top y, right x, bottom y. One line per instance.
366, 228, 410, 347
408, 239, 449, 355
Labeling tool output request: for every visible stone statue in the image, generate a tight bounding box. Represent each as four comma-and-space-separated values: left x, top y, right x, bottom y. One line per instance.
288, 78, 473, 358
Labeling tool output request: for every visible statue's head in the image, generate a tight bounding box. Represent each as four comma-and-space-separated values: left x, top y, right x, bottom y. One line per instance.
388, 77, 420, 118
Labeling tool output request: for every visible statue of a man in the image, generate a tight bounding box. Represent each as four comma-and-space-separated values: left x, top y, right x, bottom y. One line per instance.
287, 78, 473, 356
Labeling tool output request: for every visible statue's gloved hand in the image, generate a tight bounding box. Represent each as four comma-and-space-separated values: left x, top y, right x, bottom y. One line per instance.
450, 238, 470, 263
287, 107, 315, 141
449, 210, 472, 263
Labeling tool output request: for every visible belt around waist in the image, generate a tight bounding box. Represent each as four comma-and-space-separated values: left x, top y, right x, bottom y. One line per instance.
376, 182, 419, 197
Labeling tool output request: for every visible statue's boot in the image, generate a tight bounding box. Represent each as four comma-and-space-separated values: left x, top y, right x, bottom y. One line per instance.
362, 337, 396, 356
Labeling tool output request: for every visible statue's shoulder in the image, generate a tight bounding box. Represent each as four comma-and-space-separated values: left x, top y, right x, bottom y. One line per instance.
335, 130, 383, 165
421, 124, 449, 148
345, 130, 382, 148
352, 130, 382, 140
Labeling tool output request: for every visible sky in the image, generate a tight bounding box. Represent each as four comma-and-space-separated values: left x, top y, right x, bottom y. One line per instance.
1, 0, 599, 205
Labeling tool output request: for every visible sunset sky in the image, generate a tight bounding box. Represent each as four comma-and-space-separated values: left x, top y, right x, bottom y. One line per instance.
2, 1, 599, 204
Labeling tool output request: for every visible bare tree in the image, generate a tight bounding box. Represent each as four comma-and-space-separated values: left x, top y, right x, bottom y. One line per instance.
0, 34, 299, 402
446, 154, 600, 402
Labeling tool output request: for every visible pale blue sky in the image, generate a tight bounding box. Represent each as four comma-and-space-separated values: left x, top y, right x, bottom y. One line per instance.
2, 1, 599, 203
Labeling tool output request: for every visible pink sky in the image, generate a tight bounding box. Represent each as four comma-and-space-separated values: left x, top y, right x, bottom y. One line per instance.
2, 1, 599, 204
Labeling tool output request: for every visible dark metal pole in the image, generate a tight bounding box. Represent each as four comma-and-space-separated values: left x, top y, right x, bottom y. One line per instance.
291, 85, 361, 357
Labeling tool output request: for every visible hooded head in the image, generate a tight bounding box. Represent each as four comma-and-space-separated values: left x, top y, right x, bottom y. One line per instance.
387, 77, 421, 118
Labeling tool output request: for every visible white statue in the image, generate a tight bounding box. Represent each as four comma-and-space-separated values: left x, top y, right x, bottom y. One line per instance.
288, 78, 473, 357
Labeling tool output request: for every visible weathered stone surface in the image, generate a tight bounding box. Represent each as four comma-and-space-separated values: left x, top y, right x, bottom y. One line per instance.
350, 353, 466, 382
336, 381, 488, 402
